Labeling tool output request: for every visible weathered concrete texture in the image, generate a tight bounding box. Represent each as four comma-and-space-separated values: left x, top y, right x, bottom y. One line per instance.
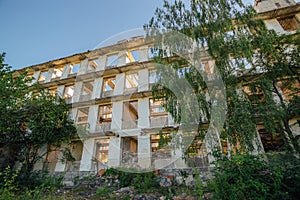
255, 0, 296, 13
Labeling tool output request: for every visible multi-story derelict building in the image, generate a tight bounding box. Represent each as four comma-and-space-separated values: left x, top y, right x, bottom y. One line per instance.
15, 0, 300, 173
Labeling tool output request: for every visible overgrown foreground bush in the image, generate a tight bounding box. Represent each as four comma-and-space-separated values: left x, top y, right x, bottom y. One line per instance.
208, 153, 300, 200
0, 167, 63, 200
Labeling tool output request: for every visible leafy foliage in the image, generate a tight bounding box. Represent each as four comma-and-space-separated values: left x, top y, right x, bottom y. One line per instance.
145, 0, 300, 154
0, 53, 76, 172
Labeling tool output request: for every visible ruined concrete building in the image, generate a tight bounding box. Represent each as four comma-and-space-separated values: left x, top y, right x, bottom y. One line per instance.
15, 0, 300, 173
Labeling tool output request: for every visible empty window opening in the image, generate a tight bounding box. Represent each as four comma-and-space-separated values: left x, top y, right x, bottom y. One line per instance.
122, 101, 138, 129
126, 50, 140, 63
52, 66, 64, 79
150, 99, 168, 128
98, 105, 112, 123
121, 136, 138, 166
148, 47, 159, 59
103, 77, 116, 91
66, 141, 83, 171
149, 70, 158, 84
81, 81, 94, 96
96, 139, 110, 164
278, 16, 300, 31
96, 105, 112, 132
63, 85, 75, 98
70, 63, 80, 74
125, 73, 139, 89
106, 54, 118, 67
38, 71, 48, 82
76, 107, 89, 125
185, 136, 208, 167
45, 145, 60, 171
87, 59, 99, 71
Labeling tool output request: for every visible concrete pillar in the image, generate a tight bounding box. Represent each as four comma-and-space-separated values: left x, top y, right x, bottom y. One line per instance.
61, 64, 71, 79
138, 135, 151, 169
54, 145, 67, 172
117, 50, 126, 67
138, 69, 149, 92
79, 138, 95, 171
78, 60, 87, 75
87, 105, 99, 133
45, 68, 54, 83
111, 101, 123, 130
92, 77, 103, 99
114, 73, 125, 96
73, 81, 83, 102
264, 19, 285, 34
138, 98, 150, 128
70, 108, 77, 121
108, 137, 121, 167
57, 85, 65, 98
139, 47, 149, 62
31, 71, 40, 84
96, 56, 106, 71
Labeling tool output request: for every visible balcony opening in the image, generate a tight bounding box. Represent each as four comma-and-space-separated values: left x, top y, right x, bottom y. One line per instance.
149, 99, 168, 128
96, 104, 112, 132
80, 81, 94, 101
148, 47, 159, 59
69, 63, 80, 75
38, 71, 48, 82
278, 16, 300, 32
122, 101, 138, 129
44, 145, 60, 172
102, 76, 116, 97
63, 85, 74, 98
125, 73, 138, 89
121, 136, 138, 167
126, 50, 140, 63
106, 54, 118, 68
66, 141, 83, 172
95, 138, 109, 165
87, 59, 99, 72
51, 66, 64, 79
76, 107, 89, 127
185, 135, 208, 168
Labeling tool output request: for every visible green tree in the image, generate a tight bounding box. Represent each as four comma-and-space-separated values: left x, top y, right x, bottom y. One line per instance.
145, 0, 300, 155
0, 53, 76, 172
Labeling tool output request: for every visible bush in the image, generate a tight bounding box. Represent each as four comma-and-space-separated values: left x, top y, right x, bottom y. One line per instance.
208, 153, 287, 200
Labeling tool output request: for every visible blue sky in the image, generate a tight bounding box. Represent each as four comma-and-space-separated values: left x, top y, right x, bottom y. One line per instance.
1, 0, 296, 70
0, 0, 163, 69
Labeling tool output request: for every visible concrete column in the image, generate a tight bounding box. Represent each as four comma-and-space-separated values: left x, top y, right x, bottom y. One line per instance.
78, 60, 87, 75
61, 64, 71, 79
96, 56, 106, 71
138, 135, 151, 169
92, 77, 103, 99
70, 108, 77, 121
138, 98, 150, 128
79, 138, 95, 171
251, 131, 265, 155
264, 19, 285, 34
168, 113, 175, 126
172, 131, 187, 168
45, 68, 54, 83
87, 105, 99, 133
111, 101, 123, 130
138, 69, 149, 92
31, 71, 40, 84
117, 50, 126, 67
114, 73, 125, 96
139, 47, 149, 62
57, 85, 65, 98
107, 137, 121, 167
73, 81, 83, 102
54, 145, 67, 172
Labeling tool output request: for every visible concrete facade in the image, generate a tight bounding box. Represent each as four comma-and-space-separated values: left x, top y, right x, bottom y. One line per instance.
16, 1, 300, 173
